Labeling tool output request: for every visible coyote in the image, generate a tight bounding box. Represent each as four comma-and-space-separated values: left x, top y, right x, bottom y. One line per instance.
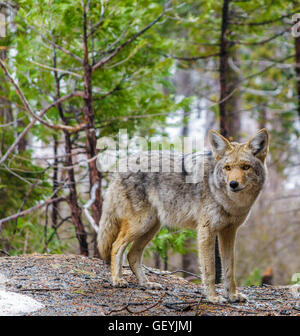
97, 129, 269, 303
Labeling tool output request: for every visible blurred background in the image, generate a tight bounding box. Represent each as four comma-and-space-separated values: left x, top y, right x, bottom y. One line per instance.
0, 0, 299, 287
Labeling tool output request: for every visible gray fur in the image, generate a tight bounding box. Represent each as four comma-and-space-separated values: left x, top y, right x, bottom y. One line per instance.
97, 129, 269, 303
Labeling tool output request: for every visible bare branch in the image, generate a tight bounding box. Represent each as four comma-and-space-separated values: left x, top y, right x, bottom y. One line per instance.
24, 22, 83, 64
0, 59, 33, 119
43, 216, 72, 252
88, 0, 105, 37
0, 59, 88, 133
96, 88, 237, 129
1, 2, 83, 63
0, 90, 87, 165
92, 4, 168, 72
233, 27, 290, 46
28, 59, 81, 78
83, 182, 99, 233
105, 290, 166, 315
0, 121, 35, 164
164, 52, 220, 61
0, 197, 66, 229
95, 21, 134, 59
0, 116, 26, 127
230, 11, 298, 26
0, 163, 33, 185
0, 249, 10, 256
93, 76, 126, 100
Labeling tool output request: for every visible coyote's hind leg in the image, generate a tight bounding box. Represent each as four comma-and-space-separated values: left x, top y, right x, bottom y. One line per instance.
110, 219, 133, 287
127, 220, 162, 289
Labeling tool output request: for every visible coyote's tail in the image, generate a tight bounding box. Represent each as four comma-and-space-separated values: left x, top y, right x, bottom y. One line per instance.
97, 190, 120, 262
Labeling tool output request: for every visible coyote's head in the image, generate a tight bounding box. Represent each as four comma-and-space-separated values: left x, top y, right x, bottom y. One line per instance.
208, 129, 269, 205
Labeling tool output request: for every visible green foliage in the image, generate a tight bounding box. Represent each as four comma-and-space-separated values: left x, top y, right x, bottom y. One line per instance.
242, 268, 262, 287
290, 273, 300, 285
0, 157, 50, 215
0, 121, 55, 254
1, 0, 192, 255
1, 0, 300, 261
163, 0, 300, 174
145, 227, 196, 261
0, 152, 67, 254
11, 0, 188, 140
1, 217, 68, 255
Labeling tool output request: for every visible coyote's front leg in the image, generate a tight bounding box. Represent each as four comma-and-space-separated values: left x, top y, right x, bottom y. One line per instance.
197, 223, 226, 304
218, 225, 247, 302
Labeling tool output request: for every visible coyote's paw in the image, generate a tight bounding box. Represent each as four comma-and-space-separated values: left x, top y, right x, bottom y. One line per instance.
139, 281, 163, 290
207, 295, 227, 304
112, 278, 128, 288
226, 292, 248, 303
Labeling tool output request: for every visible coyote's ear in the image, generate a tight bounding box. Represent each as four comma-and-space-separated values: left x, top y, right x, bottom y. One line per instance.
208, 130, 232, 160
246, 128, 269, 162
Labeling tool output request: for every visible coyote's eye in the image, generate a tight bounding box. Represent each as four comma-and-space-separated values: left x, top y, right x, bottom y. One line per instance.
224, 165, 231, 171
242, 164, 251, 170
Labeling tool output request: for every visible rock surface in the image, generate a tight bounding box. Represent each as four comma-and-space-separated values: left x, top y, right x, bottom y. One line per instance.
0, 254, 299, 316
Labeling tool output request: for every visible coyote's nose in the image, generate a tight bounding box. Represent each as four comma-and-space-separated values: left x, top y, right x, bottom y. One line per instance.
229, 181, 239, 189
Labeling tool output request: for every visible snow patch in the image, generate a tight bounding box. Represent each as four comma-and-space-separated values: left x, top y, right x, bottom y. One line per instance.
0, 274, 44, 316
0, 290, 45, 316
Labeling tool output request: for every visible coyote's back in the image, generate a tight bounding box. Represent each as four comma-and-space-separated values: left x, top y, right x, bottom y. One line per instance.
97, 150, 207, 262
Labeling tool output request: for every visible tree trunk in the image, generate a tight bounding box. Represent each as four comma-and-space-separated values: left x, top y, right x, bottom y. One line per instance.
173, 69, 199, 278
216, 0, 231, 284
295, 34, 300, 118
154, 251, 161, 269
214, 237, 222, 284
216, 0, 242, 283
0, 6, 13, 133
219, 0, 230, 139
258, 106, 267, 130
181, 108, 199, 279
82, 73, 102, 257
226, 46, 241, 141
52, 49, 89, 256
82, 6, 102, 257
51, 135, 59, 230
64, 131, 89, 256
